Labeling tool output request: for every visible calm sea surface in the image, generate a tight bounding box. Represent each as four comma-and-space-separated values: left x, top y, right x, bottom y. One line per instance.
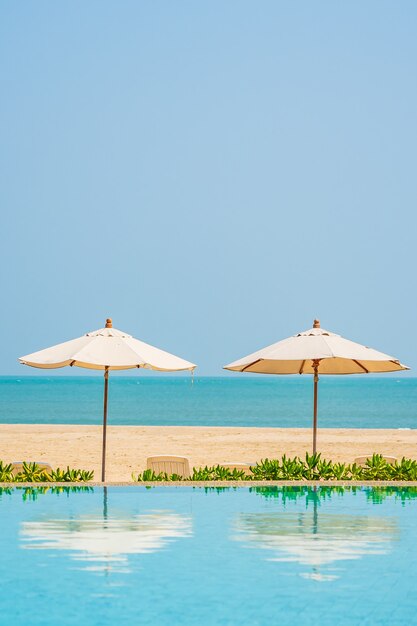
0, 376, 416, 428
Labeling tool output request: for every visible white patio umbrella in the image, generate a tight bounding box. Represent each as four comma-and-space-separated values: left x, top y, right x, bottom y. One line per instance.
224, 319, 409, 453
19, 318, 196, 480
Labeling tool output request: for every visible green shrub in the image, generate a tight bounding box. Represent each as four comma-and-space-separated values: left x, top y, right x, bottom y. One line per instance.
360, 454, 390, 480
135, 462, 251, 482
331, 462, 350, 480
132, 453, 417, 482
0, 461, 94, 483
3, 454, 415, 484
302, 452, 322, 480
133, 469, 187, 481
14, 462, 52, 483
250, 459, 282, 480
388, 458, 417, 481
0, 461, 14, 482
189, 466, 216, 481
190, 465, 249, 481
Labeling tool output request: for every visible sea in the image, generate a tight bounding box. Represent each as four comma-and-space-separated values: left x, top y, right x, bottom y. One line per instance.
0, 375, 416, 429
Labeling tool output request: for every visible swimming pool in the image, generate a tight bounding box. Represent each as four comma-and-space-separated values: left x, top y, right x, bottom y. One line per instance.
0, 486, 416, 625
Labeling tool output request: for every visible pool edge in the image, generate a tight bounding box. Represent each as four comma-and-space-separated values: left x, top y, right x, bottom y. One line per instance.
2, 480, 417, 487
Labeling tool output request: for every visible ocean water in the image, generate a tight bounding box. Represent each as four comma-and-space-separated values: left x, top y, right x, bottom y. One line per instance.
0, 375, 416, 428
1, 485, 417, 625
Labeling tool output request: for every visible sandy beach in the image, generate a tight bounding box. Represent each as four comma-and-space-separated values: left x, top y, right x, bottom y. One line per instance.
0, 424, 416, 482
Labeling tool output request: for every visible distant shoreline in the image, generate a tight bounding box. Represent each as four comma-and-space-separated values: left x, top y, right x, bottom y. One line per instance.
1, 374, 415, 378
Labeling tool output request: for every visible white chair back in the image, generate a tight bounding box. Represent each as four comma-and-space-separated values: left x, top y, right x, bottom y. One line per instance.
147, 455, 191, 478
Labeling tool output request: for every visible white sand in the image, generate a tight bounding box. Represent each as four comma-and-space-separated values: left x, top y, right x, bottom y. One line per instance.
1, 424, 416, 482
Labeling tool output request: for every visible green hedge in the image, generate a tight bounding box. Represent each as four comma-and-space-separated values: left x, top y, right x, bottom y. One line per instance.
3, 454, 416, 483
134, 453, 417, 482
0, 461, 94, 482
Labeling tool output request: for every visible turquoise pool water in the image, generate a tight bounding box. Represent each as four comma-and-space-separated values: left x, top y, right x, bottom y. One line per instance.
0, 486, 416, 625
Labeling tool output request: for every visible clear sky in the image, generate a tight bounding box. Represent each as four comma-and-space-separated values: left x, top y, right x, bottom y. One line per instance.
1, 1, 416, 375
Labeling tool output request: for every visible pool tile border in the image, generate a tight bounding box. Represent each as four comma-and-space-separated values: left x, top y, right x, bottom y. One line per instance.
2, 480, 417, 487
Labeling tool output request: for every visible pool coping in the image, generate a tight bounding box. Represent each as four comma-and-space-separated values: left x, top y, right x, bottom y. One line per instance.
2, 480, 417, 487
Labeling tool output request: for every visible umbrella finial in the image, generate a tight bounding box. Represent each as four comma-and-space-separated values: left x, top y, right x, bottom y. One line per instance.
105, 318, 113, 328
313, 319, 320, 328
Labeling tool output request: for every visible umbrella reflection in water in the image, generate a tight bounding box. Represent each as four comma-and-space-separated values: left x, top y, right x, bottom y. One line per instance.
20, 488, 192, 574
233, 489, 398, 582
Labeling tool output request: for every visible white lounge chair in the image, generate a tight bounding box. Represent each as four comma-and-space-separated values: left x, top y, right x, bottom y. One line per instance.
146, 456, 191, 478
219, 462, 255, 473
11, 461, 53, 476
354, 455, 397, 467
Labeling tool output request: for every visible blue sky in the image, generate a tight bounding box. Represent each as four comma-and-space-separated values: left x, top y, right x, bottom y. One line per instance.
1, 1, 416, 375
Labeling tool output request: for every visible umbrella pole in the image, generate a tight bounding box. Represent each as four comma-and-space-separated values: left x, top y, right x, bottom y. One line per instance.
313, 361, 319, 455
101, 367, 109, 482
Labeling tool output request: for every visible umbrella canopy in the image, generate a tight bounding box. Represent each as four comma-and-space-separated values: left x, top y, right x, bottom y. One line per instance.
224, 319, 409, 452
224, 319, 408, 375
19, 321, 196, 372
19, 319, 196, 480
